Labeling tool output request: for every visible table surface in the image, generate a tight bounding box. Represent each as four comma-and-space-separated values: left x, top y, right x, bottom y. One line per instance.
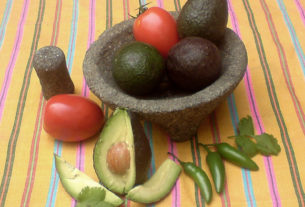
0, 0, 305, 206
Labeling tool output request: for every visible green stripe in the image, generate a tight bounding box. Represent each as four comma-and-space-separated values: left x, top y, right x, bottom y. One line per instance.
190, 137, 205, 207
0, 0, 45, 206
260, 0, 305, 133
242, 0, 305, 204
22, 101, 44, 206
51, 0, 61, 46
102, 0, 112, 117
209, 113, 230, 207
106, 0, 112, 29
174, 0, 181, 11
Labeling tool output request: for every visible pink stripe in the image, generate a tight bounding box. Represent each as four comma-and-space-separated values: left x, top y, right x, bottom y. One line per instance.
228, 1, 281, 206
71, 1, 96, 206
294, 0, 305, 26
82, 0, 95, 97
209, 114, 232, 207
49, 143, 61, 207
167, 136, 181, 207
157, 0, 164, 8
0, 0, 30, 123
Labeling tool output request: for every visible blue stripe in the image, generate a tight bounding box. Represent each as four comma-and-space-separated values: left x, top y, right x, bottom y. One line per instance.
0, 0, 13, 48
67, 0, 79, 71
45, 0, 79, 205
227, 94, 257, 207
45, 141, 62, 207
276, 0, 305, 76
144, 121, 156, 207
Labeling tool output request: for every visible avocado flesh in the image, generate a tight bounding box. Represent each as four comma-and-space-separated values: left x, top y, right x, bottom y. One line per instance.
54, 155, 123, 206
94, 108, 151, 195
126, 159, 182, 204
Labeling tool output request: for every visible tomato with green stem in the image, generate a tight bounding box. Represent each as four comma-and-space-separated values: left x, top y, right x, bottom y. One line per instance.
133, 6, 179, 57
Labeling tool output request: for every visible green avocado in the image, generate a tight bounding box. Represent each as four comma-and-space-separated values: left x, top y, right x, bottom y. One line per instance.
93, 108, 151, 195
54, 154, 123, 206
177, 0, 228, 43
166, 36, 221, 92
126, 159, 182, 204
112, 41, 165, 96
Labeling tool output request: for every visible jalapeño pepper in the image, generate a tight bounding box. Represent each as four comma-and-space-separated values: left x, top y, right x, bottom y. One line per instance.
214, 143, 259, 171
199, 144, 225, 194
168, 152, 212, 204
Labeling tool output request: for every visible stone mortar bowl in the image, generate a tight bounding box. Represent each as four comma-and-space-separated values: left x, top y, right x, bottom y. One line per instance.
83, 12, 247, 142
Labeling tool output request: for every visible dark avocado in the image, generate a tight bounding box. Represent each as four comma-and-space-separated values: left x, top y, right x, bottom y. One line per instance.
93, 108, 151, 195
177, 0, 228, 43
166, 37, 221, 92
112, 41, 165, 96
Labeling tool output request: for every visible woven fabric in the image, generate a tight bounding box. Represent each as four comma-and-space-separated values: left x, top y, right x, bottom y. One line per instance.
0, 0, 305, 206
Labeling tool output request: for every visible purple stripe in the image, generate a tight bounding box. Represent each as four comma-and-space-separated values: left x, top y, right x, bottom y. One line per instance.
228, 1, 281, 206
0, 0, 30, 122
82, 0, 95, 97
157, 0, 164, 8
167, 136, 181, 207
294, 0, 305, 26
71, 1, 96, 206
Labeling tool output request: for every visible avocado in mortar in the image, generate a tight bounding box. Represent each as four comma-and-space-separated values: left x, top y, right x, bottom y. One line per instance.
54, 154, 123, 206
166, 36, 221, 92
93, 108, 152, 194
112, 41, 165, 96
177, 0, 228, 43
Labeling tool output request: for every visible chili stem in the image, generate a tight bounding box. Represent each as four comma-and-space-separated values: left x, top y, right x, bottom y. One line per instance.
167, 152, 183, 164
198, 143, 212, 153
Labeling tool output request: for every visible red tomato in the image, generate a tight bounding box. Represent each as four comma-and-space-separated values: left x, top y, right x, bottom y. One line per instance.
43, 94, 105, 142
133, 7, 179, 57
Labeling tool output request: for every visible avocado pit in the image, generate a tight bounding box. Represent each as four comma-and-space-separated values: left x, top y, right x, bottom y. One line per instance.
106, 142, 131, 175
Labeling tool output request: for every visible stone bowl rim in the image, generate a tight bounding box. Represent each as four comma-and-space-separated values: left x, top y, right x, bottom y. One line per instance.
83, 17, 247, 114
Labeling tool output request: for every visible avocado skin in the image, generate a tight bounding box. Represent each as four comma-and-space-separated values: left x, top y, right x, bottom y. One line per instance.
166, 37, 221, 91
112, 42, 165, 96
177, 0, 228, 43
128, 111, 152, 184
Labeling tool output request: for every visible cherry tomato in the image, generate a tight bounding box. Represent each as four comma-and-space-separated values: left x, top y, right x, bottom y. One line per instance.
43, 94, 105, 142
133, 7, 179, 57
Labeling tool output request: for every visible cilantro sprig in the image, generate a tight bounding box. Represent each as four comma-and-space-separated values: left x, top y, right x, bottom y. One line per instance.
230, 116, 281, 157
76, 187, 115, 207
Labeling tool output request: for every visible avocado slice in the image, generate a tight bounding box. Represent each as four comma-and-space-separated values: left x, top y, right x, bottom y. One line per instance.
54, 154, 123, 206
126, 159, 182, 204
93, 108, 151, 195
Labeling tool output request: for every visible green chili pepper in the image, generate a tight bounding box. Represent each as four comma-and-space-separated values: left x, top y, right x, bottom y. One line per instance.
214, 143, 259, 171
199, 144, 225, 194
168, 152, 212, 204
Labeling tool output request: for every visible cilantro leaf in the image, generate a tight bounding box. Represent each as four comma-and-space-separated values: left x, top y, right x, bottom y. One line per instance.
235, 135, 258, 157
254, 133, 281, 156
76, 201, 114, 207
76, 187, 111, 207
238, 115, 255, 136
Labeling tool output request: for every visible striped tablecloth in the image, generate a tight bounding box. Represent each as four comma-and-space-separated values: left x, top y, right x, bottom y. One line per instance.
0, 0, 305, 206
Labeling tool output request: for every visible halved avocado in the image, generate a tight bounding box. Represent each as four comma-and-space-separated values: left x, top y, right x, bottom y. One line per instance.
93, 108, 151, 194
54, 154, 123, 206
126, 159, 182, 204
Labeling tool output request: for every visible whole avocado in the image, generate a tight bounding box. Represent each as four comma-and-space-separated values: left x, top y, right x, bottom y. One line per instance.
112, 41, 165, 96
166, 37, 221, 92
177, 0, 228, 43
